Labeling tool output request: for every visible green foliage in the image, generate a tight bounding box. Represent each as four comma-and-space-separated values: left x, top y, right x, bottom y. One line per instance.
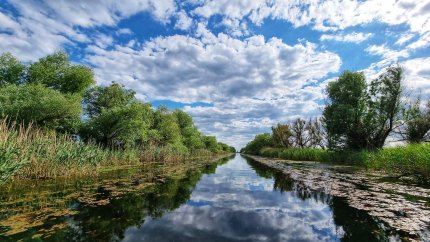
261, 147, 328, 162
173, 109, 204, 151
203, 136, 218, 152
0, 84, 81, 133
83, 83, 136, 118
151, 106, 184, 148
260, 144, 430, 180
80, 102, 153, 149
27, 51, 94, 94
0, 52, 24, 85
323, 66, 404, 150
81, 83, 153, 149
242, 133, 273, 155
367, 143, 430, 179
323, 71, 369, 150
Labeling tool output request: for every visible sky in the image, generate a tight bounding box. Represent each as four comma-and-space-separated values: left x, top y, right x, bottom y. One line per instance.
1, 0, 430, 149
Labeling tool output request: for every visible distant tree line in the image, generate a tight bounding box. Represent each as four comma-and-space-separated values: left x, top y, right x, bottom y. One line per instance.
241, 66, 430, 154
0, 51, 235, 155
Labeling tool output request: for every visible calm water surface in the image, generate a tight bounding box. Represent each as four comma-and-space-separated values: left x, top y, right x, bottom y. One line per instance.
1, 155, 403, 241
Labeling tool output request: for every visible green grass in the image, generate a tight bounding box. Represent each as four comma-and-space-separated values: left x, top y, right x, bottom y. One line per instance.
259, 144, 430, 180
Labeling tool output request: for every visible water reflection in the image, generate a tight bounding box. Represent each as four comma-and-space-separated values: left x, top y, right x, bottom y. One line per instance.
120, 155, 400, 242
0, 155, 402, 241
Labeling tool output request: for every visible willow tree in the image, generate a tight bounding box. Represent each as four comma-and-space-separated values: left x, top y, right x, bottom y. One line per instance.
323, 66, 404, 150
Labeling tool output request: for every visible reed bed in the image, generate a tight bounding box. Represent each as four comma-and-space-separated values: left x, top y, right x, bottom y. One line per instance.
0, 120, 109, 181
260, 144, 430, 180
0, 120, 230, 182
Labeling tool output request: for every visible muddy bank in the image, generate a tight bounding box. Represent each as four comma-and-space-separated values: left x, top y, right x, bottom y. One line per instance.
245, 155, 430, 241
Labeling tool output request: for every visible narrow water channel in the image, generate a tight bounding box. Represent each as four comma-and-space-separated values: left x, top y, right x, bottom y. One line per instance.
0, 154, 412, 241
119, 154, 401, 242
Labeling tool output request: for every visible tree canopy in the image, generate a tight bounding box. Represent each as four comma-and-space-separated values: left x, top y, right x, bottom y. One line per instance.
27, 51, 94, 94
323, 66, 404, 150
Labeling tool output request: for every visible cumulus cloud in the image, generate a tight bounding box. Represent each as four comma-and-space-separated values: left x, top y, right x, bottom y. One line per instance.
0, 0, 177, 60
175, 10, 194, 30
189, 0, 430, 35
86, 32, 341, 103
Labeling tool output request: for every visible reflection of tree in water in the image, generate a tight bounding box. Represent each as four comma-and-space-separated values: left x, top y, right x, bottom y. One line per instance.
245, 156, 402, 242
41, 157, 231, 242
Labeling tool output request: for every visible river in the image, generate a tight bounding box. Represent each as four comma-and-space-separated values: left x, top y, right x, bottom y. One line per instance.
1, 154, 429, 241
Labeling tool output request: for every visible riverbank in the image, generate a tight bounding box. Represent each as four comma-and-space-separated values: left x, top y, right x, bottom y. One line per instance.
258, 144, 430, 183
0, 120, 232, 183
0, 154, 233, 239
244, 154, 430, 241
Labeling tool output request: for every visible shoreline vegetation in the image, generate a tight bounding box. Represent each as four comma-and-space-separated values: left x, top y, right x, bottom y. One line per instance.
0, 118, 234, 182
241, 65, 430, 182
0, 51, 235, 183
259, 145, 430, 181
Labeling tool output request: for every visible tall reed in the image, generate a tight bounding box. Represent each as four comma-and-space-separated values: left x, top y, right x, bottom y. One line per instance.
0, 120, 108, 181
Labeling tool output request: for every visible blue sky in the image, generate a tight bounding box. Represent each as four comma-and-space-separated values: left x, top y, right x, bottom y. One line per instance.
1, 0, 430, 148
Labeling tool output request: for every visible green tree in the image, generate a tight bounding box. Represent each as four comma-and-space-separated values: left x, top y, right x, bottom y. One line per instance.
367, 65, 404, 148
203, 136, 218, 152
80, 102, 152, 149
83, 83, 136, 118
0, 52, 24, 85
242, 133, 273, 155
27, 51, 94, 94
0, 84, 81, 133
173, 110, 204, 151
323, 66, 404, 150
81, 83, 152, 148
323, 71, 369, 150
151, 106, 185, 149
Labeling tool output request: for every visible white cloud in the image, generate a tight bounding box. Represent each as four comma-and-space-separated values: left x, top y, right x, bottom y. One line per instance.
190, 0, 430, 33
0, 0, 177, 60
395, 33, 415, 46
402, 57, 430, 98
175, 10, 194, 30
117, 28, 133, 35
87, 33, 341, 104
365, 44, 410, 69
320, 32, 372, 43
